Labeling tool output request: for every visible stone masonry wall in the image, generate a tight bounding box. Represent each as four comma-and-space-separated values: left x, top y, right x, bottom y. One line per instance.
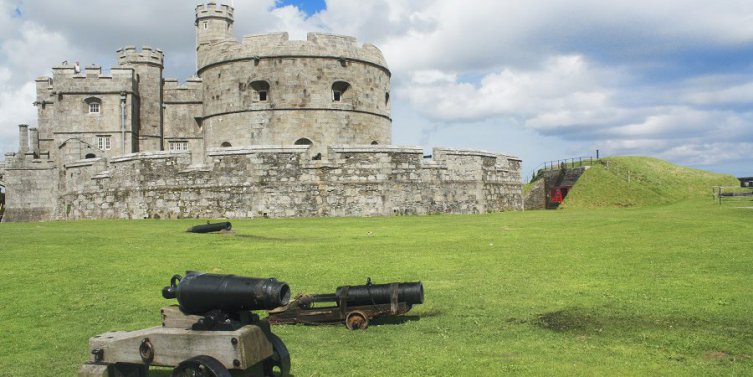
2, 160, 57, 221
52, 146, 522, 220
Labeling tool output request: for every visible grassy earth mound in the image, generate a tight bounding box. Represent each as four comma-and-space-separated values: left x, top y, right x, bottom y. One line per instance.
560, 156, 738, 208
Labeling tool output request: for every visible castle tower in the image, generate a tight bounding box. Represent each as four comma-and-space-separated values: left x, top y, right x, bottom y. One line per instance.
117, 46, 165, 151
195, 3, 234, 59
196, 32, 392, 156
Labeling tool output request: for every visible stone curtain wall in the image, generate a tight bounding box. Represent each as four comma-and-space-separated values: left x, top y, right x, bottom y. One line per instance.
54, 146, 522, 220
2, 161, 57, 221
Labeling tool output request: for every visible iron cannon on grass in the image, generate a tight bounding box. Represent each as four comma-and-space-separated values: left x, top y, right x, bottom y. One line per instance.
187, 221, 232, 233
267, 278, 424, 330
79, 272, 291, 377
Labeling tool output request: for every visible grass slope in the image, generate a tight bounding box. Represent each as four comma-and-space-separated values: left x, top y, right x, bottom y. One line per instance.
561, 156, 739, 208
1, 201, 752, 376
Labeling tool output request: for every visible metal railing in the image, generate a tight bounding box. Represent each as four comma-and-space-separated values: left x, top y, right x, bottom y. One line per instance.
530, 156, 599, 182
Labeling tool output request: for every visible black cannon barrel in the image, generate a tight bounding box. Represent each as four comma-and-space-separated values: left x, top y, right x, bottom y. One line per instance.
187, 222, 232, 233
162, 271, 290, 314
335, 281, 424, 306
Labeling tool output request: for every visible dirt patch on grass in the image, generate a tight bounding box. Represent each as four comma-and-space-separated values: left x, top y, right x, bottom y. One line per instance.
704, 351, 751, 362
534, 308, 601, 333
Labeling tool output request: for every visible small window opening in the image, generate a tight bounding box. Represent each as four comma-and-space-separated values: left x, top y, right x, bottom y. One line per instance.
250, 80, 270, 102
371, 141, 379, 145
221, 142, 232, 148
85, 153, 96, 159
332, 81, 350, 102
385, 92, 390, 105
294, 138, 313, 146
203, 21, 208, 30
84, 97, 102, 114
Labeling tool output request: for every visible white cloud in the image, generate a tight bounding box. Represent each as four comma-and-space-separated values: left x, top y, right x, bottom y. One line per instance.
402, 55, 620, 125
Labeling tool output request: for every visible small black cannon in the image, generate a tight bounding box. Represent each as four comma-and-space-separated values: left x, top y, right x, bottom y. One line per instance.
80, 272, 292, 377
267, 278, 424, 330
187, 221, 232, 233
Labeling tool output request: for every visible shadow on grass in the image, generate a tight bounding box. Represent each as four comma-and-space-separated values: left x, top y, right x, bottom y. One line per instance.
371, 314, 422, 326
233, 234, 298, 241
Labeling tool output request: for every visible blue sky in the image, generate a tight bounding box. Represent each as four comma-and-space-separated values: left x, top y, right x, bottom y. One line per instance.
0, 0, 751, 178
277, 0, 325, 16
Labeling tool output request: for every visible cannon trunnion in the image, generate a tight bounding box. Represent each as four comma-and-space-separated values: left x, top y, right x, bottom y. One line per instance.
79, 272, 291, 377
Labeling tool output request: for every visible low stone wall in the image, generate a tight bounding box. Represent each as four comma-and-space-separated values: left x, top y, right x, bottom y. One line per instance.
44, 146, 521, 220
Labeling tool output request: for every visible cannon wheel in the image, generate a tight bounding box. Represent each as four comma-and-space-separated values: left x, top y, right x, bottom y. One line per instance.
263, 333, 291, 377
172, 355, 232, 377
345, 311, 369, 330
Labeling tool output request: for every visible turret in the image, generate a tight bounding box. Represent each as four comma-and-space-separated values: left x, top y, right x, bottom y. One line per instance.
195, 3, 235, 48
116, 46, 165, 151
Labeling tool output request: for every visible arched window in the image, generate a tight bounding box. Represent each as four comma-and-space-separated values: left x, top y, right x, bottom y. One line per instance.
371, 140, 379, 145
250, 80, 270, 102
85, 153, 96, 159
332, 81, 350, 102
84, 97, 101, 114
294, 138, 313, 146
221, 142, 232, 147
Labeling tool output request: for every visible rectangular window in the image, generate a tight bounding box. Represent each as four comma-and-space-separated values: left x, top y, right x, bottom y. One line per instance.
97, 135, 111, 151
169, 141, 188, 151
89, 103, 100, 113
258, 90, 267, 101
333, 91, 342, 102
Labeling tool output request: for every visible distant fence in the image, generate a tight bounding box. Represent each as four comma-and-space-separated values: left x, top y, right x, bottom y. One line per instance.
713, 186, 753, 205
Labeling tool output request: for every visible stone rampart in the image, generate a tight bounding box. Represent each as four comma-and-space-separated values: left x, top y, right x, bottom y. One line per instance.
52, 147, 521, 220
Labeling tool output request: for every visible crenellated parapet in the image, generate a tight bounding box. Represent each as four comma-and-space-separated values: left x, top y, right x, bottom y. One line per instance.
116, 46, 164, 68
195, 3, 234, 23
46, 64, 135, 94
198, 32, 388, 73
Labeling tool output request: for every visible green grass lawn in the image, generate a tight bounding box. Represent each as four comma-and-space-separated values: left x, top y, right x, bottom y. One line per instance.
1, 200, 752, 376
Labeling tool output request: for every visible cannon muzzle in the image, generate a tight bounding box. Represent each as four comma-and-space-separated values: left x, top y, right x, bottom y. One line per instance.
162, 272, 290, 314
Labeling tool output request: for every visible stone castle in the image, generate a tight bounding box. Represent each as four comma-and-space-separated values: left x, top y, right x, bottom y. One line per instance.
0, 3, 522, 222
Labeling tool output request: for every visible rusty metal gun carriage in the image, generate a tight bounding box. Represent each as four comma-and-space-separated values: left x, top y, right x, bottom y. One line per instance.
267, 278, 424, 330
79, 272, 292, 377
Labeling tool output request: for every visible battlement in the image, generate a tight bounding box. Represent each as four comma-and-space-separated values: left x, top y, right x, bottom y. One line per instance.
195, 3, 234, 22
163, 77, 203, 91
48, 66, 134, 93
199, 31, 388, 71
116, 46, 164, 67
